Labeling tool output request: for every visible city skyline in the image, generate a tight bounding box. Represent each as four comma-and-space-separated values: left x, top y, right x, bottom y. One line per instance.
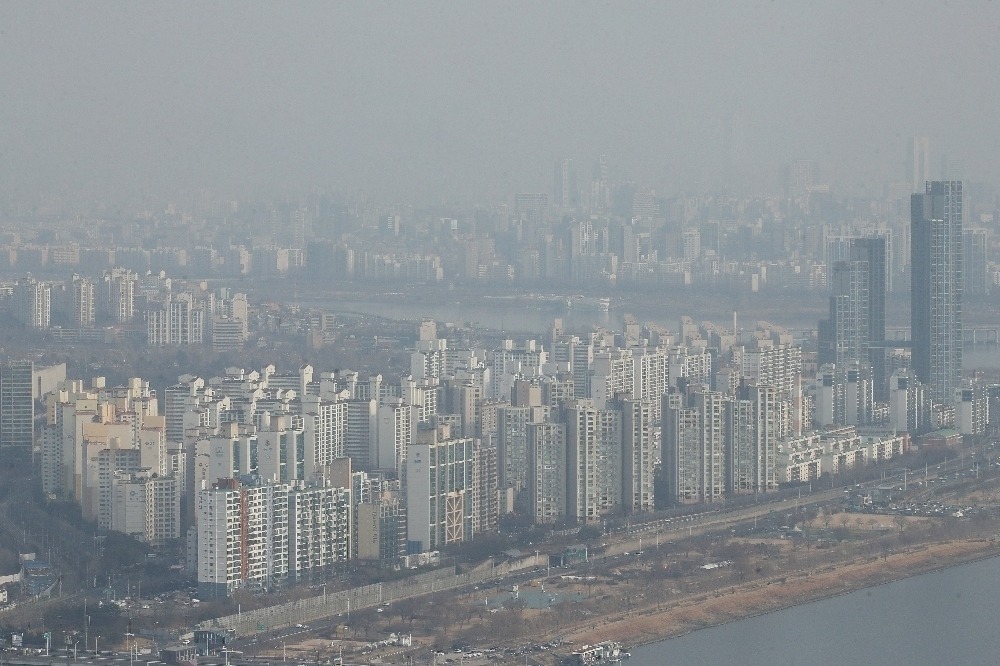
1, 3, 1000, 659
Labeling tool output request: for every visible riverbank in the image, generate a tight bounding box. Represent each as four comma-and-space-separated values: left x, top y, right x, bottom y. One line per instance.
559, 538, 999, 651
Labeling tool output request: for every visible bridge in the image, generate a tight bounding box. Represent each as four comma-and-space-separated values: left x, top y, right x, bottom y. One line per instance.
885, 327, 1000, 347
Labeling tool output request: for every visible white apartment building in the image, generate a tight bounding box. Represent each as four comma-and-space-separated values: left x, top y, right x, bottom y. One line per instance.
111, 472, 180, 546
13, 275, 51, 329
356, 496, 407, 562
406, 436, 480, 553
41, 377, 172, 524
496, 405, 549, 496
725, 385, 780, 495
400, 376, 438, 424
147, 294, 205, 346
662, 391, 726, 504
287, 481, 351, 582
491, 340, 548, 400
411, 338, 448, 381
299, 396, 347, 477
527, 422, 567, 523
619, 397, 658, 514
196, 480, 290, 598
739, 340, 802, 399
955, 383, 988, 436
164, 377, 213, 443
256, 413, 306, 484
376, 398, 412, 478
669, 346, 713, 391
632, 347, 669, 420
206, 423, 257, 481
777, 429, 909, 483
590, 349, 634, 410
566, 400, 622, 522
100, 268, 137, 323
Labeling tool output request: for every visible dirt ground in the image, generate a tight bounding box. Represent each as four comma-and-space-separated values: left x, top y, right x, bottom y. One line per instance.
557, 538, 998, 649
263, 481, 1000, 664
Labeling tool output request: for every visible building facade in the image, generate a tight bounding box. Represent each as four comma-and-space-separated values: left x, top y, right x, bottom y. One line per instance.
911, 181, 963, 402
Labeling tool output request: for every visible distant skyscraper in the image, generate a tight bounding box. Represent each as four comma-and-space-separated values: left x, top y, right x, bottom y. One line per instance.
591, 155, 610, 211
818, 236, 888, 399
911, 181, 963, 401
910, 137, 930, 193
940, 153, 962, 181
963, 228, 989, 297
787, 159, 817, 202
554, 158, 577, 209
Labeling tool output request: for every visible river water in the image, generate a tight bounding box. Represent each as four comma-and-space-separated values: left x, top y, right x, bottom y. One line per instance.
628, 555, 1000, 665
325, 296, 1000, 370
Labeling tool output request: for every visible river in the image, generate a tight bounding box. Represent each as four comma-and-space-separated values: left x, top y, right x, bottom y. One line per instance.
627, 554, 1000, 665
320, 295, 1000, 370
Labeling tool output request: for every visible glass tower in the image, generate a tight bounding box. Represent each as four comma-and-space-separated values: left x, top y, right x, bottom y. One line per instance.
911, 181, 963, 402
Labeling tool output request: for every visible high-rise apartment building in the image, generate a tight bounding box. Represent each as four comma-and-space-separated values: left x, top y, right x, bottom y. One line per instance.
662, 391, 726, 504
196, 480, 289, 597
70, 275, 96, 327
287, 482, 351, 582
496, 405, 548, 498
100, 268, 137, 323
13, 276, 50, 329
619, 397, 657, 514
111, 472, 180, 546
256, 414, 306, 484
911, 181, 963, 402
356, 495, 407, 562
551, 335, 595, 398
725, 385, 779, 496
955, 382, 988, 435
526, 422, 566, 523
963, 228, 989, 297
344, 398, 376, 470
405, 435, 481, 552
818, 236, 887, 399
590, 348, 635, 410
147, 295, 205, 346
299, 396, 347, 477
375, 398, 412, 479
565, 400, 622, 522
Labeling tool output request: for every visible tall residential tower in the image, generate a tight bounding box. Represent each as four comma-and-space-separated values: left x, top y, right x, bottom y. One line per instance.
818, 236, 887, 399
911, 181, 963, 402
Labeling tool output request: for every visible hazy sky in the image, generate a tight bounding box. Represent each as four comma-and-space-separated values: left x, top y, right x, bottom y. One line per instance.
3, 1, 1000, 208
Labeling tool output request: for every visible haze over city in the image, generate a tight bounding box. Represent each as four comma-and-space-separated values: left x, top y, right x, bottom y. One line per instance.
3, 1, 1000, 206
2, 3, 1000, 665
